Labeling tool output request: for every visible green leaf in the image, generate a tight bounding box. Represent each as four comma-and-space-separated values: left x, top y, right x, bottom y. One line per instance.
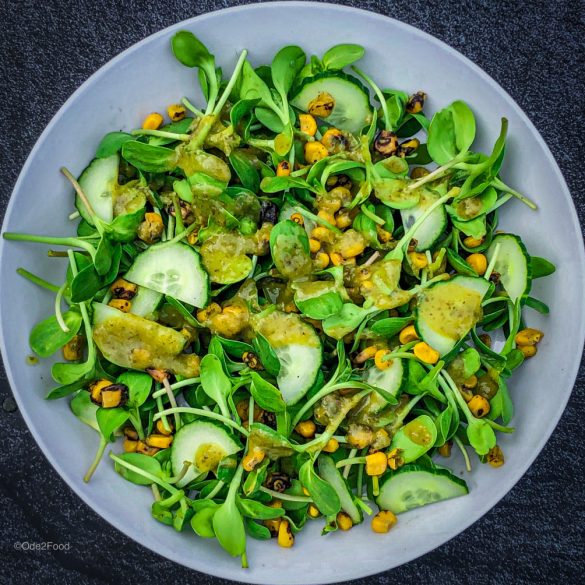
370, 316, 412, 338
117, 371, 152, 407
250, 372, 286, 413
191, 505, 218, 538
121, 141, 176, 173
229, 150, 260, 192
252, 333, 281, 377
70, 264, 103, 303
269, 219, 312, 279
524, 296, 549, 314
237, 497, 285, 520
95, 236, 115, 276
200, 354, 232, 416
531, 256, 556, 278
114, 452, 162, 485
466, 420, 496, 456
299, 459, 341, 517
96, 407, 129, 442
244, 518, 271, 540
70, 390, 99, 430
428, 100, 476, 165
96, 132, 133, 158
29, 311, 82, 358
322, 44, 365, 70
271, 45, 306, 98
171, 30, 214, 69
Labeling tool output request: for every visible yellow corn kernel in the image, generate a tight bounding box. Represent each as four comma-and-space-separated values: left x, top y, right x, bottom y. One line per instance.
517, 344, 537, 358
167, 103, 186, 122
196, 302, 222, 322
311, 226, 331, 242
299, 113, 318, 136
398, 138, 420, 157
110, 278, 138, 299
463, 236, 484, 248
243, 448, 265, 471
514, 328, 544, 346
308, 504, 320, 518
410, 166, 430, 180
136, 441, 159, 456
321, 128, 344, 151
308, 91, 335, 118
371, 510, 397, 534
108, 299, 132, 313
341, 241, 366, 259
277, 520, 294, 548
142, 112, 164, 130
124, 427, 138, 440
101, 387, 124, 408
462, 375, 478, 389
408, 251, 428, 269
290, 212, 304, 226
124, 438, 138, 453
62, 335, 84, 361
468, 395, 490, 418
314, 252, 330, 269
399, 325, 419, 345
374, 349, 393, 370
413, 342, 440, 364
329, 252, 343, 266
354, 346, 378, 364
487, 445, 505, 468
406, 91, 426, 114
276, 161, 291, 177
309, 238, 321, 253
438, 442, 452, 457
376, 226, 393, 243
387, 448, 405, 471
304, 141, 329, 164
336, 512, 353, 531
89, 379, 112, 404
295, 420, 316, 439
336, 212, 352, 229
146, 434, 173, 449
317, 209, 336, 225
323, 438, 339, 453
466, 253, 487, 276
365, 451, 388, 476
156, 419, 173, 436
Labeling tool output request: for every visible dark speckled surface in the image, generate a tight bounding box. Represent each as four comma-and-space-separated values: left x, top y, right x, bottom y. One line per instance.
1, 1, 584, 583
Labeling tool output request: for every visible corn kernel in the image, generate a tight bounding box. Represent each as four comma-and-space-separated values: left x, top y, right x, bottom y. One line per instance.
410, 166, 429, 180
146, 434, 173, 449
317, 209, 336, 225
365, 451, 388, 476
354, 346, 378, 364
387, 448, 405, 470
89, 379, 112, 404
374, 349, 392, 370
514, 328, 544, 346
463, 236, 484, 248
468, 395, 490, 418
466, 253, 488, 276
438, 442, 452, 457
62, 335, 84, 361
399, 324, 419, 345
517, 344, 537, 358
309, 238, 321, 253
371, 510, 397, 533
462, 375, 478, 389
336, 212, 352, 229
290, 212, 304, 226
295, 420, 316, 438
330, 252, 343, 266
277, 161, 291, 177
308, 504, 320, 518
408, 251, 428, 269
323, 438, 339, 453
142, 112, 164, 130
308, 92, 335, 118
314, 252, 330, 269
304, 141, 329, 164
278, 520, 294, 547
487, 445, 505, 468
156, 419, 173, 436
243, 448, 265, 471
299, 113, 318, 136
413, 341, 440, 364
336, 512, 353, 531
167, 104, 186, 122
108, 299, 132, 313
123, 438, 138, 453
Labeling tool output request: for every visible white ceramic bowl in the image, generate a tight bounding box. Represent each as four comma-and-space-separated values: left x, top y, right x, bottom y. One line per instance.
1, 2, 583, 583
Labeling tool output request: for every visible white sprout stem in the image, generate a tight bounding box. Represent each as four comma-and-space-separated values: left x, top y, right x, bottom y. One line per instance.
163, 377, 181, 431
131, 129, 190, 141
182, 97, 204, 117
54, 281, 69, 333
153, 407, 249, 437
212, 49, 248, 117
203, 480, 225, 500
453, 435, 472, 472
484, 242, 501, 281
68, 210, 80, 221
363, 251, 380, 267
259, 486, 313, 503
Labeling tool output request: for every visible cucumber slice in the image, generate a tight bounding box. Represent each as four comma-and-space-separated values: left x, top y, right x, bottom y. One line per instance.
364, 358, 404, 412
291, 72, 372, 134
415, 276, 490, 356
171, 420, 242, 488
389, 415, 437, 462
400, 188, 448, 251
253, 311, 322, 405
129, 286, 163, 320
318, 455, 362, 524
76, 154, 119, 225
125, 243, 209, 308
376, 464, 468, 514
486, 234, 532, 302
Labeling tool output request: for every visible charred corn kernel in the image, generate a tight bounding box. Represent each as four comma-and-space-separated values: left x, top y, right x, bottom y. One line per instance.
278, 520, 294, 548
311, 226, 332, 242
317, 209, 336, 225
290, 212, 304, 226
124, 438, 138, 453
138, 212, 165, 244
89, 379, 112, 404
410, 166, 430, 179
386, 448, 405, 472
110, 278, 138, 300
399, 325, 419, 345
398, 138, 420, 157
295, 420, 316, 438
355, 346, 378, 364
487, 445, 505, 468
462, 375, 478, 389
264, 518, 282, 536
336, 512, 353, 531
62, 335, 84, 361
101, 387, 123, 408
146, 434, 173, 449
365, 451, 388, 476
466, 253, 487, 275
308, 504, 321, 518
408, 251, 428, 269
196, 302, 222, 322
304, 141, 329, 164
468, 395, 490, 418
276, 161, 291, 177
376, 226, 393, 243
299, 113, 318, 136
374, 349, 392, 370
371, 510, 397, 533
243, 448, 265, 471
314, 252, 330, 269
336, 212, 352, 229
374, 130, 399, 156
479, 333, 492, 348
323, 438, 339, 453
517, 344, 537, 358
413, 342, 440, 364
460, 387, 474, 403
438, 442, 452, 457
321, 128, 345, 151
156, 419, 173, 436
406, 91, 426, 114
136, 441, 159, 456
515, 328, 544, 346
243, 351, 263, 371
108, 298, 132, 312
463, 235, 484, 248
308, 91, 335, 118
142, 112, 164, 130
167, 103, 186, 121
330, 252, 343, 266
309, 238, 321, 253
123, 427, 139, 440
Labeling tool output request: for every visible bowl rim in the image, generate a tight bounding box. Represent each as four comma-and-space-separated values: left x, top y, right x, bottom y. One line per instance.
1, 2, 584, 583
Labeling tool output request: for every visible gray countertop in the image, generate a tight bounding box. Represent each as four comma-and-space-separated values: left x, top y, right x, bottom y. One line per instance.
1, 1, 584, 583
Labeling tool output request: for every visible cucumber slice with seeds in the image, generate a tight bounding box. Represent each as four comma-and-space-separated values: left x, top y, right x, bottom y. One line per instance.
376, 464, 468, 514
291, 72, 372, 134
486, 234, 532, 302
364, 358, 404, 412
125, 243, 209, 308
76, 154, 119, 225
